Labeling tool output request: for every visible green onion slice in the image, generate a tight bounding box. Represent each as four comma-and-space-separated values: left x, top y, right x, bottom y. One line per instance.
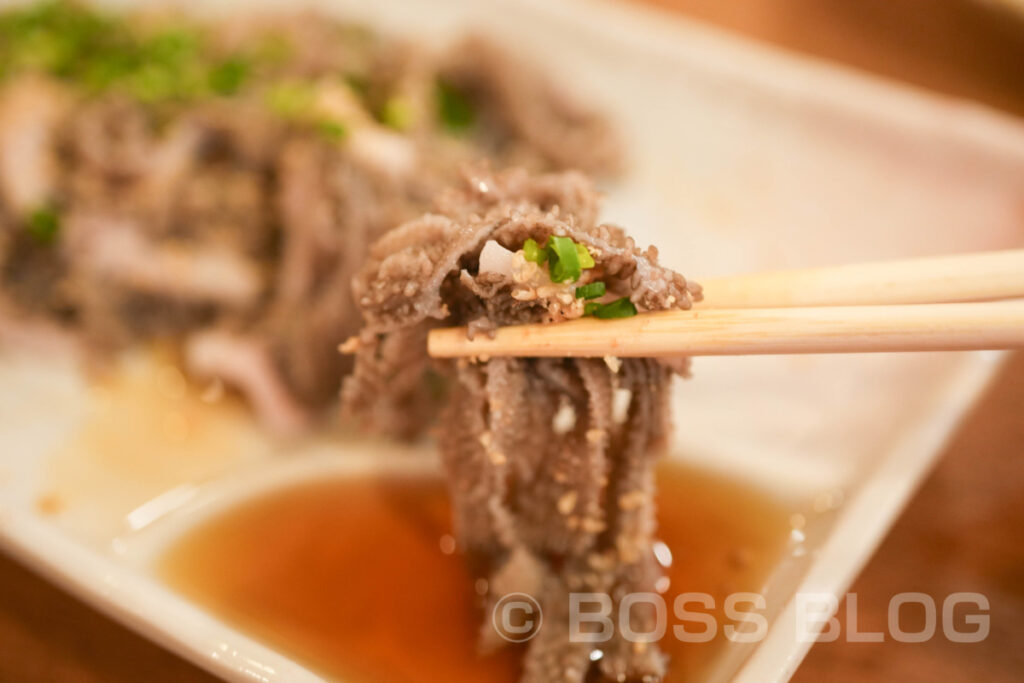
380, 96, 414, 131
26, 206, 60, 244
575, 242, 595, 269
522, 238, 547, 264
436, 79, 475, 132
522, 236, 595, 282
546, 235, 581, 282
585, 297, 637, 319
315, 119, 347, 142
575, 282, 606, 300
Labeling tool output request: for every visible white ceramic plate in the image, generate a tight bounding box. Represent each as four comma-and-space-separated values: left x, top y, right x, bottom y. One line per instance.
2, 0, 1023, 681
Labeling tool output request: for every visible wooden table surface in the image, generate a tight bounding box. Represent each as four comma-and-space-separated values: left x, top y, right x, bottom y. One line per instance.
2, 1, 1023, 681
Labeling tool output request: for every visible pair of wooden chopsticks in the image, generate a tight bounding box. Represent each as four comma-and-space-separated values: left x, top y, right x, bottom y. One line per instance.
428, 249, 1024, 358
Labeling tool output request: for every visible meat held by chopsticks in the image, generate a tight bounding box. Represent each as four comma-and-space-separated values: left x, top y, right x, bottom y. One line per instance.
343, 166, 701, 682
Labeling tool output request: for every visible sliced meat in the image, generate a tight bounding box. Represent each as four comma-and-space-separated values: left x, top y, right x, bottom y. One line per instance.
185, 330, 311, 434
0, 77, 69, 215
0, 6, 626, 435
343, 167, 700, 682
67, 96, 156, 180
439, 37, 622, 176
0, 299, 80, 359
0, 228, 75, 323
261, 134, 428, 410
62, 213, 264, 308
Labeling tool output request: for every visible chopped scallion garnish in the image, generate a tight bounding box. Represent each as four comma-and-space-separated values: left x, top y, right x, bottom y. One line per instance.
522, 236, 597, 282
316, 119, 347, 142
436, 78, 475, 132
575, 282, 605, 300
26, 205, 60, 244
265, 81, 313, 119
522, 238, 547, 264
576, 242, 595, 269
208, 56, 250, 96
380, 96, 414, 131
0, 2, 263, 103
546, 235, 581, 282
584, 297, 637, 319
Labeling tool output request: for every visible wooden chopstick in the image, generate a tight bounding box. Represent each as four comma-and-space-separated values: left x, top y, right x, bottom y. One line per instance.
427, 301, 1024, 358
347, 249, 1024, 359
698, 249, 1024, 308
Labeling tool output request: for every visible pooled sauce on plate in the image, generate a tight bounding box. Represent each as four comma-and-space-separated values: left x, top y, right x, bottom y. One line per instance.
157, 464, 793, 682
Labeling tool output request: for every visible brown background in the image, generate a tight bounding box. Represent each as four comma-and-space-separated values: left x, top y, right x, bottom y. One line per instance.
1, 0, 1023, 681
